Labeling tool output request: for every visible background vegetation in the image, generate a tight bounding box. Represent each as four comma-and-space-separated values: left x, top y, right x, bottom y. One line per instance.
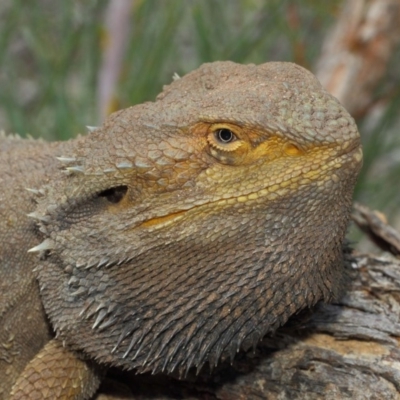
0, 0, 399, 236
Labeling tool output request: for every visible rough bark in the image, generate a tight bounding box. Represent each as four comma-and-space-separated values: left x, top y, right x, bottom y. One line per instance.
315, 0, 400, 118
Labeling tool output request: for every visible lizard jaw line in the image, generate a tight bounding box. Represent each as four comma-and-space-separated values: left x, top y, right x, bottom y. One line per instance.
138, 187, 286, 230
138, 147, 359, 231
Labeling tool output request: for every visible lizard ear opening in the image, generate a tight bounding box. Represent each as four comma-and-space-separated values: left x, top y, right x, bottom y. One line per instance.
98, 185, 128, 204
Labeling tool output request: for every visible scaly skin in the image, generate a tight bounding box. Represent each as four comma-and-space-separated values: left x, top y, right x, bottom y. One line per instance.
0, 61, 362, 399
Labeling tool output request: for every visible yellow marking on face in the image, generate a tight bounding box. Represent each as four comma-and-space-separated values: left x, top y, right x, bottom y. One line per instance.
248, 137, 284, 162
280, 180, 291, 188
304, 170, 321, 179
203, 122, 289, 166
136, 122, 352, 230
140, 210, 186, 228
248, 192, 259, 200
332, 174, 340, 183
342, 141, 350, 150
353, 148, 363, 163
284, 142, 302, 156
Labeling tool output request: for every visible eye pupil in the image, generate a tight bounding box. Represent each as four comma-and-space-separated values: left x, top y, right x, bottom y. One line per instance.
216, 129, 235, 143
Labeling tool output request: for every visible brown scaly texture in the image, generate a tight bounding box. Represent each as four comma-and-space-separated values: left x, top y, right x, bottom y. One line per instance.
10, 340, 101, 400
0, 136, 61, 399
0, 61, 362, 399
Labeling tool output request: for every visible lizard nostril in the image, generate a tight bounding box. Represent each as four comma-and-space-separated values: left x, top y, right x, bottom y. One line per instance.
98, 185, 128, 204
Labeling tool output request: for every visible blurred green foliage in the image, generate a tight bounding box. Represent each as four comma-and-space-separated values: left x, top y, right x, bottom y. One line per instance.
0, 0, 343, 139
0, 0, 399, 219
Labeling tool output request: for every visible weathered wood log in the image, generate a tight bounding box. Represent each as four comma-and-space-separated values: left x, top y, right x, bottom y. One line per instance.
315, 0, 400, 118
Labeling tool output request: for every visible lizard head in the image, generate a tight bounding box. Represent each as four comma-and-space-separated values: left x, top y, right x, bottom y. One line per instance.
32, 61, 362, 374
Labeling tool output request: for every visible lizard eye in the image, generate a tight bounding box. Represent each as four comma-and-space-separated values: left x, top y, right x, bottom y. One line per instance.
215, 128, 236, 144
207, 124, 244, 159
206, 123, 247, 165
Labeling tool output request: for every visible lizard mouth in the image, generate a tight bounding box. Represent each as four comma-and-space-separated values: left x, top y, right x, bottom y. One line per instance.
137, 185, 282, 230
139, 209, 188, 228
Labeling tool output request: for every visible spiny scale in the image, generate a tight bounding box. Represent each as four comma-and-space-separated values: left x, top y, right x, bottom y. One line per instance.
28, 239, 54, 253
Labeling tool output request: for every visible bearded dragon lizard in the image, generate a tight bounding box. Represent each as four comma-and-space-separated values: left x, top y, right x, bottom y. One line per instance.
0, 61, 362, 399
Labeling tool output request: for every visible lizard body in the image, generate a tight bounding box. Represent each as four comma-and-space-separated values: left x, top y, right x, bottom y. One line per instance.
0, 61, 362, 399
0, 137, 65, 397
